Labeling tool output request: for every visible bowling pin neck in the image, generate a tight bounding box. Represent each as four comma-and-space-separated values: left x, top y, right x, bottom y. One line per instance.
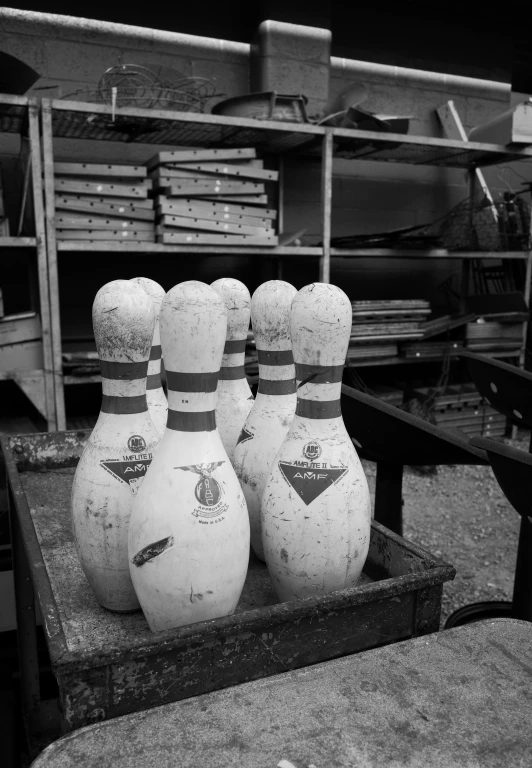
166, 370, 218, 433
257, 349, 296, 397
99, 359, 149, 415
219, 338, 246, 382
147, 331, 162, 392
295, 363, 344, 420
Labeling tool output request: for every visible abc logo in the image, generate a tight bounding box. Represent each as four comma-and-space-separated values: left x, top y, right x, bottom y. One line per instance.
128, 435, 147, 453
303, 441, 322, 460
195, 476, 221, 507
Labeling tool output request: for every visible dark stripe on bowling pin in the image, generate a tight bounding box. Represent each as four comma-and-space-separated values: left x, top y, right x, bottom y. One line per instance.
166, 371, 219, 392
257, 349, 294, 366
166, 409, 216, 432
296, 398, 341, 419
219, 366, 246, 381
149, 345, 162, 360
296, 363, 344, 386
258, 379, 297, 396
146, 373, 162, 390
101, 394, 148, 414
224, 340, 247, 353
99, 360, 149, 380
220, 338, 247, 380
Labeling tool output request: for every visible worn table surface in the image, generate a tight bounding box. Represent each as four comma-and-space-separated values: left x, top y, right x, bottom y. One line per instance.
32, 618, 532, 768
22, 468, 374, 654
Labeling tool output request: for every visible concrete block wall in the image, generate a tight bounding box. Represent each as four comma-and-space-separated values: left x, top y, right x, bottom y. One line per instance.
0, 8, 530, 328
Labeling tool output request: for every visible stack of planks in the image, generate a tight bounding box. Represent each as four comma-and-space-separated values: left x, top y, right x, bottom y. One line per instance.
348, 300, 431, 362
147, 148, 279, 246
412, 383, 506, 438
54, 163, 156, 244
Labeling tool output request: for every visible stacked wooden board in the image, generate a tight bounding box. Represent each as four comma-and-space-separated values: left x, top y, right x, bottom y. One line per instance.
54, 163, 156, 244
466, 320, 523, 353
347, 300, 431, 362
147, 148, 279, 246
412, 384, 506, 438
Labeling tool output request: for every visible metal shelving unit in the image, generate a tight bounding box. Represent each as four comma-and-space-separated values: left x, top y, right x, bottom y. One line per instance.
39, 98, 532, 429
0, 95, 56, 430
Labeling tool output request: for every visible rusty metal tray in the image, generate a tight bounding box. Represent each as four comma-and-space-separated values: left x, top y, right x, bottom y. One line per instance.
3, 429, 455, 743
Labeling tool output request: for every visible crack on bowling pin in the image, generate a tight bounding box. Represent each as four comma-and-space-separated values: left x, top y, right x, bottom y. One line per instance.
131, 536, 174, 567
103, 307, 119, 313
297, 372, 318, 388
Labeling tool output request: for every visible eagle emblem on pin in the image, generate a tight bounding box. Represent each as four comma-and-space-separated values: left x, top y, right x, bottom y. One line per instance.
176, 462, 225, 507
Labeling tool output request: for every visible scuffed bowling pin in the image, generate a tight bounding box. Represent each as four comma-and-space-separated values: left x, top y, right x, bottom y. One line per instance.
71, 280, 160, 612
130, 277, 167, 436
128, 281, 250, 632
233, 280, 297, 561
261, 283, 371, 601
210, 278, 254, 463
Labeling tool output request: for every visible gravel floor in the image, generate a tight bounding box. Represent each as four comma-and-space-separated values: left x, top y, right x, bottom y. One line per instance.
361, 432, 527, 627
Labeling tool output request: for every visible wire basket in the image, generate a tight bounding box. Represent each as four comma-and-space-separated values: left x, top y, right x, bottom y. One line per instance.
62, 64, 219, 114
438, 193, 531, 252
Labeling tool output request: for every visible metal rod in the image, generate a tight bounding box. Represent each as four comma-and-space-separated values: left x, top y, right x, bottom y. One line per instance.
319, 130, 333, 283
41, 100, 67, 431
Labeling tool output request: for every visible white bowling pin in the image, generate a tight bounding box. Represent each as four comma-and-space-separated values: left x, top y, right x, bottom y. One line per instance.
210, 278, 254, 464
130, 277, 167, 436
128, 281, 250, 632
233, 280, 297, 561
261, 283, 371, 602
71, 280, 160, 612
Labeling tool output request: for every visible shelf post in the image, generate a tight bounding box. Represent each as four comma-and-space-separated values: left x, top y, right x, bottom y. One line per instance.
319, 130, 333, 283
28, 99, 57, 431
41, 100, 67, 431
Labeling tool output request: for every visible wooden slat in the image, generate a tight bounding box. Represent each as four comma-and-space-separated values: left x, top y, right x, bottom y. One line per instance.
201, 194, 268, 205
158, 233, 278, 246
54, 198, 155, 221
156, 196, 276, 219
146, 148, 257, 169
54, 163, 147, 178
158, 215, 271, 237
54, 180, 148, 199
163, 162, 278, 182
162, 181, 265, 197
55, 216, 155, 231
55, 230, 154, 242
55, 194, 154, 210
56, 175, 153, 191
156, 203, 273, 228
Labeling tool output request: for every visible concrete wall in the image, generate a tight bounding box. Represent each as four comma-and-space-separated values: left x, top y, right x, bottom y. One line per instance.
0, 9, 530, 337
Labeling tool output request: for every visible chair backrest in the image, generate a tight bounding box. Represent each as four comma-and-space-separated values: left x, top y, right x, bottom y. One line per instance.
460, 351, 532, 428
470, 436, 532, 518
341, 384, 487, 466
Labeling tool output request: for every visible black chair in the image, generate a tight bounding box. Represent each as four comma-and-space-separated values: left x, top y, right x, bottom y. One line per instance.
459, 351, 532, 450
443, 350, 532, 626
446, 437, 532, 625
341, 384, 489, 536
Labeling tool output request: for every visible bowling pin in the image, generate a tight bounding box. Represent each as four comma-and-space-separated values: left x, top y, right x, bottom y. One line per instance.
71, 280, 160, 612
130, 277, 167, 437
261, 283, 371, 602
210, 278, 254, 463
233, 280, 297, 561
128, 281, 250, 632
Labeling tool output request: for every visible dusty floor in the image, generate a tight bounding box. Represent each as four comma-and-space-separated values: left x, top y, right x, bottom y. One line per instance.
361, 432, 526, 627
